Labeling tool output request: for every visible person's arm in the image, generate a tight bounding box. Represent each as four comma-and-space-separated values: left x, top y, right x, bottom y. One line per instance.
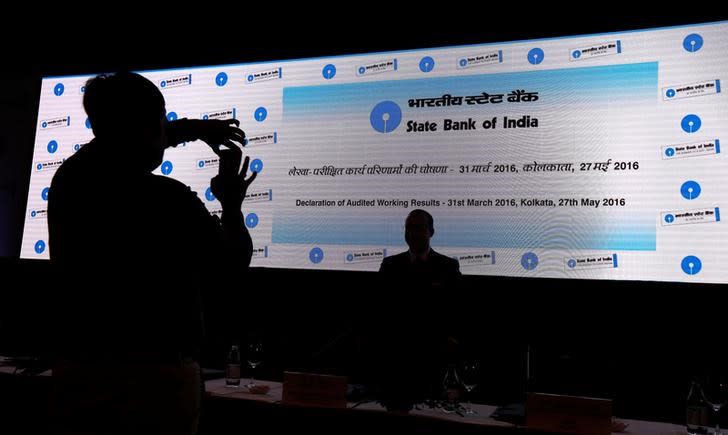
212, 153, 257, 267
169, 118, 256, 266
165, 118, 245, 149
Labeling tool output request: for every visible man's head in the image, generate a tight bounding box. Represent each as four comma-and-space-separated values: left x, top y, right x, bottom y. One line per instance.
404, 209, 434, 255
83, 72, 167, 171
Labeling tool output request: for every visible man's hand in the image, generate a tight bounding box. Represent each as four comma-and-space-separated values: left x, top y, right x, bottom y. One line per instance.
166, 118, 245, 151
211, 154, 257, 213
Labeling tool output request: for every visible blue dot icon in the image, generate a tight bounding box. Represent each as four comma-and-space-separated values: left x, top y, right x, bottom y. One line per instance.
254, 107, 267, 122
665, 214, 675, 224
370, 101, 402, 134
245, 213, 259, 228
203, 114, 209, 120
36, 163, 42, 171
160, 81, 167, 88
34, 240, 46, 254
681, 180, 701, 200
521, 252, 538, 270
683, 34, 704, 53
47, 140, 58, 154
309, 247, 324, 264
41, 187, 49, 201
41, 121, 47, 129
322, 64, 337, 79
85, 118, 91, 129
346, 253, 354, 262
666, 89, 676, 98
31, 210, 36, 218
74, 144, 80, 151
80, 86, 86, 93
250, 159, 263, 173
247, 74, 254, 83
567, 259, 576, 268
681, 255, 702, 275
53, 83, 64, 96
243, 138, 249, 146
167, 112, 178, 122
205, 187, 215, 202
527, 48, 545, 65
198, 160, 205, 168
161, 160, 173, 175
681, 114, 701, 133
665, 147, 675, 157
216, 72, 228, 86
358, 66, 366, 75
419, 56, 435, 73
572, 50, 581, 59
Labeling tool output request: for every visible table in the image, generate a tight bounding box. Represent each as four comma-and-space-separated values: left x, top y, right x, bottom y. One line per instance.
204, 378, 688, 434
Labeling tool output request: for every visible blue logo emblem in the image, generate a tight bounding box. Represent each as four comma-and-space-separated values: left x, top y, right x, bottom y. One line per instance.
521, 252, 538, 270
681, 255, 702, 275
370, 101, 402, 133
419, 56, 435, 73
246, 213, 259, 228
683, 34, 704, 53
681, 180, 701, 200
322, 64, 337, 80
527, 48, 544, 65
250, 159, 263, 173
161, 161, 173, 175
205, 187, 215, 201
254, 107, 267, 122
34, 240, 46, 254
216, 72, 228, 86
681, 114, 701, 133
309, 247, 324, 264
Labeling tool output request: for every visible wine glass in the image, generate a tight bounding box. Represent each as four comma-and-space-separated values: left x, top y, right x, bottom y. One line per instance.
702, 374, 728, 434
459, 360, 480, 415
246, 337, 263, 388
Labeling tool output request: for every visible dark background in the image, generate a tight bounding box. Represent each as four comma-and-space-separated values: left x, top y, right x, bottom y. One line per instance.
1, 8, 727, 424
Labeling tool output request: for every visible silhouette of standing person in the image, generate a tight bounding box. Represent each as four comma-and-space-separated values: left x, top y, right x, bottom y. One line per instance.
47, 71, 256, 435
370, 210, 461, 408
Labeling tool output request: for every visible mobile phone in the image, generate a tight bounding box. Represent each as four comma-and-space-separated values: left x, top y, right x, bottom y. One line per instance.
218, 147, 241, 176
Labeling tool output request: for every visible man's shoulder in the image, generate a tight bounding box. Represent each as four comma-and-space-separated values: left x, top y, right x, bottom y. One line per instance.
380, 251, 410, 272
430, 250, 460, 267
382, 251, 410, 265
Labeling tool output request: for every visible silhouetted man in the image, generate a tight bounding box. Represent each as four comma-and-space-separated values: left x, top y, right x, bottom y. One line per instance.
365, 210, 461, 406
379, 209, 461, 288
47, 72, 256, 435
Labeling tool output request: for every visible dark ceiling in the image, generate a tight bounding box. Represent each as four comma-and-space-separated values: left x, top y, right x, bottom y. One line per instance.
5, 8, 727, 78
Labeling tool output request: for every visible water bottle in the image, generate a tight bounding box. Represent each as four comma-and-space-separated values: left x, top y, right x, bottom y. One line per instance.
442, 363, 462, 413
687, 381, 709, 434
225, 345, 241, 387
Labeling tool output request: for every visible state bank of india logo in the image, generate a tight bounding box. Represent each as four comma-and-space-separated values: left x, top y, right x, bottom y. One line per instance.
370, 101, 402, 133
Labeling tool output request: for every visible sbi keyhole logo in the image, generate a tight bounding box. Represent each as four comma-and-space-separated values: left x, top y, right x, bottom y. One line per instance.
370, 101, 402, 134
